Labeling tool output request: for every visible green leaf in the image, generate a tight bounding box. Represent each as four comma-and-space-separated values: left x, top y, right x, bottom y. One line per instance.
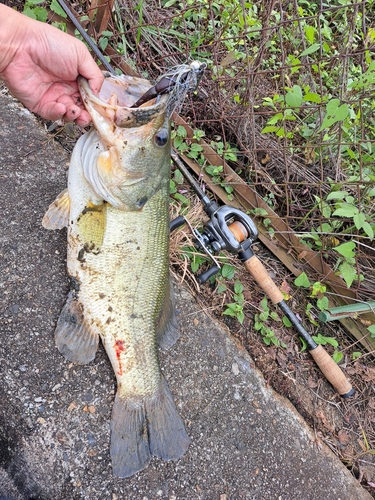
267, 113, 283, 125
367, 324, 375, 338
318, 99, 349, 132
332, 204, 358, 217
270, 311, 280, 321
259, 311, 269, 322
234, 293, 244, 305
254, 321, 263, 331
261, 125, 280, 134
300, 43, 320, 57
173, 193, 189, 206
234, 282, 244, 294
174, 168, 184, 185
304, 25, 316, 44
34, 6, 48, 21
317, 296, 329, 311
176, 125, 187, 138
353, 212, 366, 230
326, 191, 349, 200
221, 264, 235, 279
334, 241, 356, 259
352, 352, 361, 360
312, 334, 338, 347
294, 272, 311, 288
303, 92, 322, 103
332, 351, 343, 364
99, 37, 109, 51
223, 308, 236, 318
50, 0, 67, 18
299, 337, 307, 352
217, 284, 227, 293
348, 61, 375, 90
22, 6, 37, 19
362, 222, 374, 239
338, 261, 357, 288
260, 297, 268, 311
282, 316, 292, 327
285, 85, 303, 108
270, 336, 280, 347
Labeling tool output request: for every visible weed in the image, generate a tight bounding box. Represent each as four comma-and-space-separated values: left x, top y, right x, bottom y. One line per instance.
223, 280, 245, 324
253, 297, 285, 347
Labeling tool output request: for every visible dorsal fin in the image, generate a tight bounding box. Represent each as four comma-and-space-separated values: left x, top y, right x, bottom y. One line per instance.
42, 189, 70, 230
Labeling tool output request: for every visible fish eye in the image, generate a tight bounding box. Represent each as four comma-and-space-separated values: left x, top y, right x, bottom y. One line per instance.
154, 129, 169, 147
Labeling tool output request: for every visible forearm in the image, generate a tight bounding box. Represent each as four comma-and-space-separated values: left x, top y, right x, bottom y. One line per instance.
0, 5, 30, 75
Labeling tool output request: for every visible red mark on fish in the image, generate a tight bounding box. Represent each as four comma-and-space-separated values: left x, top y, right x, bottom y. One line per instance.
114, 340, 125, 376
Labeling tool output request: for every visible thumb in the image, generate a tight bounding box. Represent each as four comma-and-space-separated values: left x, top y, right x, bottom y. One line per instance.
77, 49, 104, 95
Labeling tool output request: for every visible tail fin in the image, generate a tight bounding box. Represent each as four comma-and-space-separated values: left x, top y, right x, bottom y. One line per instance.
110, 377, 190, 478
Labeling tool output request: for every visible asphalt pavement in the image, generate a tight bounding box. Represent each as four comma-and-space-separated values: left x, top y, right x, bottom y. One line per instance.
0, 92, 371, 500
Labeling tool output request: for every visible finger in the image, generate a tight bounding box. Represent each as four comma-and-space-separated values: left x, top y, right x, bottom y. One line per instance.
87, 74, 104, 95
74, 110, 92, 127
63, 104, 80, 122
35, 101, 67, 121
76, 46, 104, 95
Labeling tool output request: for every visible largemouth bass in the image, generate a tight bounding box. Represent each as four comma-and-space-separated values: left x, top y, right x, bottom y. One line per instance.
43, 64, 204, 478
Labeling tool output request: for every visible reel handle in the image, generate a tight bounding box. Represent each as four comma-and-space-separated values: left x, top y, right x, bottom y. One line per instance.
197, 265, 221, 284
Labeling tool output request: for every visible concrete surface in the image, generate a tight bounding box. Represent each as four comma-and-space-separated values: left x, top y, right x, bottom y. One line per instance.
0, 92, 371, 500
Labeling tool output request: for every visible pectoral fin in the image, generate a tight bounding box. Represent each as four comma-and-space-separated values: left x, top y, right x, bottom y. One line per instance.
55, 291, 99, 364
42, 189, 70, 230
156, 280, 179, 350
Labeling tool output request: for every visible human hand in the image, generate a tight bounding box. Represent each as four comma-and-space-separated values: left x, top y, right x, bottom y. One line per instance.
0, 6, 104, 126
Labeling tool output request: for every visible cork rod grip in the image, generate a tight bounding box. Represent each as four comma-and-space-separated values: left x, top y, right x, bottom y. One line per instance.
309, 345, 353, 396
244, 255, 284, 304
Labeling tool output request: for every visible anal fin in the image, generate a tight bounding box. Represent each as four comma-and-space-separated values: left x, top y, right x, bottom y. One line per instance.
55, 291, 99, 364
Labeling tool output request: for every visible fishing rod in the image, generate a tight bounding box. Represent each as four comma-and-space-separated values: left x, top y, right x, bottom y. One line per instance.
56, 0, 354, 397
57, 0, 115, 73
170, 154, 355, 398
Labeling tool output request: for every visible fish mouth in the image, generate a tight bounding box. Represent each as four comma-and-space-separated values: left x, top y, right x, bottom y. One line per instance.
78, 73, 169, 129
